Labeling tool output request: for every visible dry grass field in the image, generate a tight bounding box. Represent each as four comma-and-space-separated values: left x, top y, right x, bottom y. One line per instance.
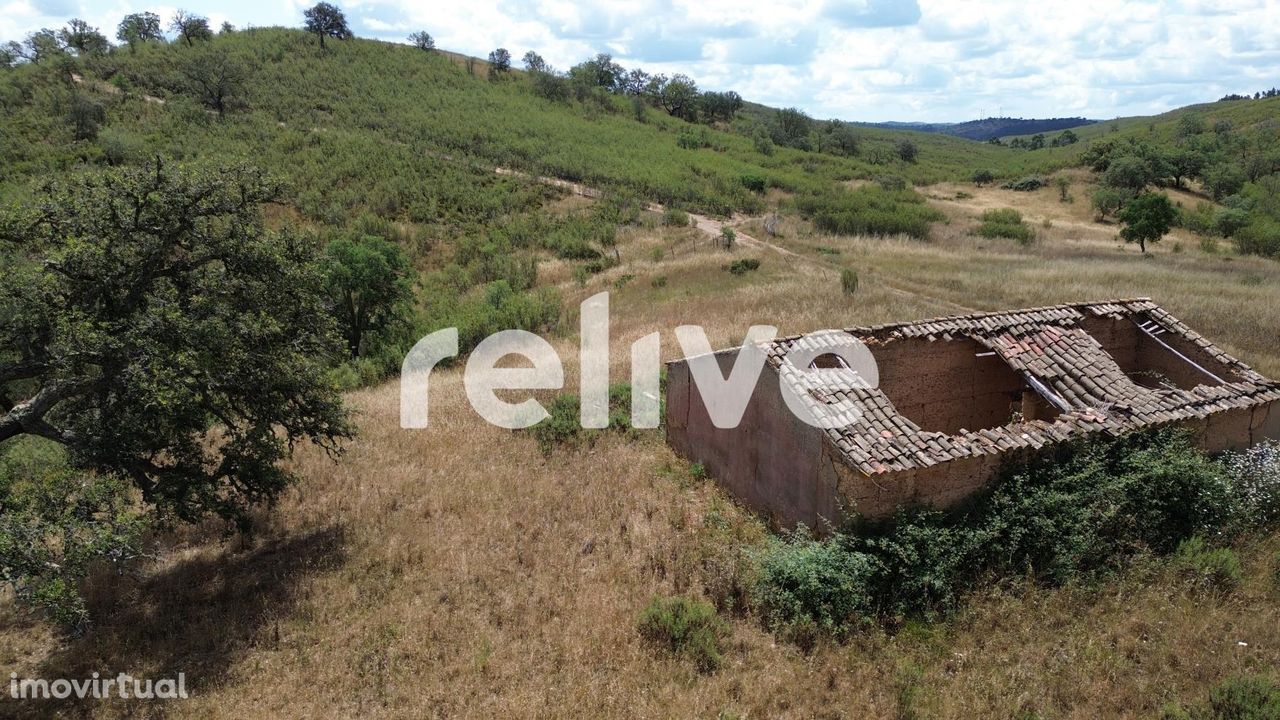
2, 176, 1279, 719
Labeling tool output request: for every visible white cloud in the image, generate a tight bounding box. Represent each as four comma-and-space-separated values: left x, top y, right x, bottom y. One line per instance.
4, 0, 1279, 122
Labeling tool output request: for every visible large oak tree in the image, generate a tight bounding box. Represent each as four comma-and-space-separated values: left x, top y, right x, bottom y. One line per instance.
0, 159, 351, 527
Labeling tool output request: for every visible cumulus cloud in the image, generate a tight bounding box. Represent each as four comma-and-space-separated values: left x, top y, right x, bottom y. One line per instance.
822, 0, 921, 28
4, 0, 1279, 122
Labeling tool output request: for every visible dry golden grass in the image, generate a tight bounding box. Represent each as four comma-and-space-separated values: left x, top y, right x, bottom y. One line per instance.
2, 181, 1278, 719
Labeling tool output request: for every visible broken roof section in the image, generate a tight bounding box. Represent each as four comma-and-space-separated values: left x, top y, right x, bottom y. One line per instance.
766, 298, 1280, 477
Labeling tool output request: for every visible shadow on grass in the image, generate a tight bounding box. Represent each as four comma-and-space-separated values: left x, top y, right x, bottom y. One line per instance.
6, 524, 347, 719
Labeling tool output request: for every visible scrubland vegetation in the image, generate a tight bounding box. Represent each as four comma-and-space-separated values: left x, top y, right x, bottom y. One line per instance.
1, 6, 1279, 718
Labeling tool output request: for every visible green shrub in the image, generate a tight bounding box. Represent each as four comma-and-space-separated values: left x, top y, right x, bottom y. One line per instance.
1221, 441, 1280, 529
971, 169, 995, 186
1234, 216, 1280, 258
1214, 208, 1251, 238
876, 174, 908, 191
1174, 537, 1244, 593
637, 595, 728, 673
728, 258, 760, 275
1002, 175, 1047, 191
1178, 202, 1217, 235
981, 208, 1023, 225
840, 268, 859, 295
431, 280, 562, 357
975, 208, 1036, 244
0, 440, 147, 631
676, 128, 712, 150
740, 173, 767, 193
1161, 676, 1280, 720
1203, 676, 1280, 719
750, 429, 1240, 635
528, 382, 656, 454
719, 226, 736, 249
662, 207, 690, 227
752, 528, 876, 637
795, 186, 944, 240
651, 275, 668, 288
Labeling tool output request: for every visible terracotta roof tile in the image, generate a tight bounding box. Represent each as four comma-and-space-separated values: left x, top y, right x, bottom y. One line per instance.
761, 299, 1279, 476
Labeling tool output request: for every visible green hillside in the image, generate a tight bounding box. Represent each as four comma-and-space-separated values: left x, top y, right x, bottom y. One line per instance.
4, 16, 1280, 720
0, 27, 1033, 219
0, 25, 1066, 387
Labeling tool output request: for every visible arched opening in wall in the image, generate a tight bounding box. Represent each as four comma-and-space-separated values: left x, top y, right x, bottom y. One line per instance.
809, 353, 850, 370
869, 336, 1061, 435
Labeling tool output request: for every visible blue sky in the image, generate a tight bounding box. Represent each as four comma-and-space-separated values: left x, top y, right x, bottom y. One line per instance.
4, 0, 1278, 122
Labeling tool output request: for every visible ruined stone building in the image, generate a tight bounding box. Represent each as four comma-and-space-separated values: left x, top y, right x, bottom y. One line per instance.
665, 299, 1280, 528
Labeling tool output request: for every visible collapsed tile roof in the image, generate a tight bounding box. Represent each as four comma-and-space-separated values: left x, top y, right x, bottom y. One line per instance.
765, 298, 1280, 476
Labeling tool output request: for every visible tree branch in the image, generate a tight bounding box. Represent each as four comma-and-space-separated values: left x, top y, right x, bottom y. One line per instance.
0, 377, 94, 445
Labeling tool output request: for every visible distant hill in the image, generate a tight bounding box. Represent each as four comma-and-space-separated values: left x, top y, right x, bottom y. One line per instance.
861, 117, 1098, 141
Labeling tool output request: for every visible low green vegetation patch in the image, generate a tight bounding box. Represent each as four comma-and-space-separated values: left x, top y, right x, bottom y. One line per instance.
750, 431, 1280, 638
793, 185, 945, 240
662, 207, 690, 227
528, 382, 659, 454
1002, 174, 1048, 191
840, 268, 859, 295
974, 207, 1036, 244
0, 439, 146, 632
636, 595, 728, 673
1163, 675, 1280, 720
727, 258, 761, 275
1172, 536, 1244, 594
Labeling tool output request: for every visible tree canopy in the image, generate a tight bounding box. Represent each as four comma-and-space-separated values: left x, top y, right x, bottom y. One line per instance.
303, 2, 352, 48
408, 31, 434, 52
0, 159, 351, 526
59, 19, 110, 56
180, 45, 249, 118
488, 48, 511, 79
116, 12, 164, 49
1118, 192, 1176, 253
170, 10, 213, 47
323, 234, 416, 359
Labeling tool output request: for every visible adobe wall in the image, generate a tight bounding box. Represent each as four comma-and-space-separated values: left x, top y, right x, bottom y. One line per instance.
1193, 400, 1280, 453
825, 443, 1009, 519
1082, 315, 1248, 388
871, 337, 1027, 434
666, 351, 835, 528
1080, 316, 1140, 371
666, 332, 1280, 529
832, 397, 1280, 520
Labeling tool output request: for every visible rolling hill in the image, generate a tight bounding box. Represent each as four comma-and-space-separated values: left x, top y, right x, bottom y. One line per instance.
2, 21, 1280, 720
864, 116, 1097, 141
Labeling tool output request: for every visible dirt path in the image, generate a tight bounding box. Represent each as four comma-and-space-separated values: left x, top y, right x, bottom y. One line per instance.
493, 167, 979, 313
494, 166, 799, 259
70, 73, 166, 105
493, 165, 978, 314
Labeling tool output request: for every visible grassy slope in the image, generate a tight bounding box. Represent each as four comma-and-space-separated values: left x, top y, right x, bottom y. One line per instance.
1, 28, 1279, 719
0, 28, 1030, 220
1003, 95, 1280, 166
6, 199, 1278, 718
